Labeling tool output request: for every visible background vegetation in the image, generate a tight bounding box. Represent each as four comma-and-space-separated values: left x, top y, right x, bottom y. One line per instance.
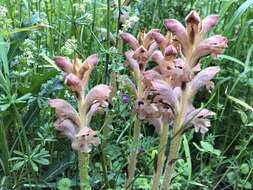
0, 0, 252, 189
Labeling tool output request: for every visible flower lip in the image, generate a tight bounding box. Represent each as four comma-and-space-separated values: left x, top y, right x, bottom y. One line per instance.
164, 45, 177, 57
120, 32, 140, 50
53, 56, 73, 73
185, 10, 201, 24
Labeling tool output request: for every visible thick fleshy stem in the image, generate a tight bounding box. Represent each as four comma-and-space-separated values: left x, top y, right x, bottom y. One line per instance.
79, 152, 90, 190
161, 87, 189, 190
126, 118, 141, 190
151, 121, 169, 190
78, 95, 91, 190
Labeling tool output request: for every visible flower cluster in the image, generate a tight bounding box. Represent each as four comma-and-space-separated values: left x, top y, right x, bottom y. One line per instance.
49, 55, 112, 153
121, 10, 227, 134
120, 10, 227, 190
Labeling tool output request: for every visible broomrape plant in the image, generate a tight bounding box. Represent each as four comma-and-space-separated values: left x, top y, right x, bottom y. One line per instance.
49, 55, 112, 190
120, 10, 227, 190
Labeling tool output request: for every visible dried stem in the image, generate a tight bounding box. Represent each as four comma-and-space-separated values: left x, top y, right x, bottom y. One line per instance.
151, 121, 169, 190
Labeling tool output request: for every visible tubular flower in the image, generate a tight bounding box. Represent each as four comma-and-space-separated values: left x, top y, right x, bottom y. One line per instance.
183, 108, 216, 133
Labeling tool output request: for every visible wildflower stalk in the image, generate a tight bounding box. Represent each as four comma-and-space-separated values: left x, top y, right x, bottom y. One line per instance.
126, 117, 141, 190
161, 81, 190, 190
151, 121, 168, 190
78, 95, 90, 190
126, 74, 144, 189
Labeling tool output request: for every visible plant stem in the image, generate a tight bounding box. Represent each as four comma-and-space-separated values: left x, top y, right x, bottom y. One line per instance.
161, 87, 189, 190
161, 134, 181, 190
78, 152, 90, 190
151, 121, 168, 190
78, 95, 90, 190
0, 120, 10, 175
125, 117, 141, 190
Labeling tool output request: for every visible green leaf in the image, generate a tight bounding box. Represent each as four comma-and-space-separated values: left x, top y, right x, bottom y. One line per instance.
12, 161, 25, 171
30, 160, 38, 172
224, 0, 253, 36
227, 95, 253, 111
183, 135, 192, 184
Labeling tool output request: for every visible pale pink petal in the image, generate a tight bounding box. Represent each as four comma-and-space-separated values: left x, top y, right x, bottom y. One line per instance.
151, 80, 178, 109
86, 102, 101, 125
184, 108, 216, 134
72, 127, 100, 153
191, 35, 227, 65
54, 119, 77, 140
84, 84, 112, 111
143, 29, 160, 49
148, 42, 159, 57
164, 19, 189, 52
149, 117, 162, 133
151, 31, 168, 50
120, 32, 140, 50
48, 99, 80, 126
53, 56, 73, 73
190, 66, 220, 95
185, 10, 201, 24
84, 54, 99, 67
164, 45, 177, 57
151, 50, 164, 66
201, 15, 219, 34
132, 46, 149, 66
125, 50, 141, 78
64, 73, 82, 92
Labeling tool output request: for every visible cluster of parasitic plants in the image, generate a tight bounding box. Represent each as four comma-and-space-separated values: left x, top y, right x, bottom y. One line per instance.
49, 10, 227, 190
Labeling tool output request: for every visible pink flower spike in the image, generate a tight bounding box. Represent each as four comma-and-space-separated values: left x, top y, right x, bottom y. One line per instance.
201, 15, 219, 34
120, 32, 140, 50
190, 66, 220, 95
53, 56, 73, 73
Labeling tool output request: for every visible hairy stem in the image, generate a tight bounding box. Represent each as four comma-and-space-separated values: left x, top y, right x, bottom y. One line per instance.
78, 95, 90, 190
125, 118, 141, 190
161, 87, 189, 190
79, 152, 90, 190
151, 121, 169, 190
161, 134, 181, 190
